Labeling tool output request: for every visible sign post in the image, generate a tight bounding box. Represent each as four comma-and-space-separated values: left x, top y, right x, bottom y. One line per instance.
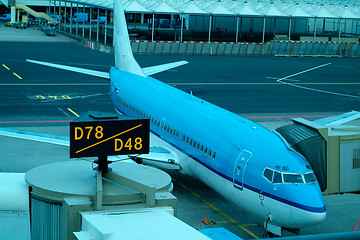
70, 111, 150, 172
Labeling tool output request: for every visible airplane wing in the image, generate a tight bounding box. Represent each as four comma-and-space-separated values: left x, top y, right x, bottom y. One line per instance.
142, 61, 189, 76
0, 127, 69, 146
314, 111, 360, 126
0, 128, 180, 169
26, 59, 110, 79
26, 59, 188, 78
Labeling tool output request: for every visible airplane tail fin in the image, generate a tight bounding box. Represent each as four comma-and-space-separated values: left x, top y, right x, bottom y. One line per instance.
113, 0, 145, 77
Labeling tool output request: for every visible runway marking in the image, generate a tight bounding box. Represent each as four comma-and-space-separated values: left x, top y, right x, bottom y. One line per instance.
2, 64, 10, 70
175, 180, 259, 239
75, 124, 142, 154
67, 108, 80, 117
276, 63, 360, 99
12, 72, 22, 80
169, 82, 360, 86
0, 82, 359, 86
0, 83, 108, 86
58, 108, 70, 117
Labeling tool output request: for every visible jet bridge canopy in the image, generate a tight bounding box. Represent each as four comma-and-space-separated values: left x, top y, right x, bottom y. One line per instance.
276, 123, 327, 192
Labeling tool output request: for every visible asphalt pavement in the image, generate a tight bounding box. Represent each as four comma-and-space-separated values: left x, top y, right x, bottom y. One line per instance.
1, 26, 360, 239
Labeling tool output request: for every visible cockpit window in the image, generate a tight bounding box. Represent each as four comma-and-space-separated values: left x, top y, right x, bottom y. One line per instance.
263, 168, 317, 185
304, 172, 317, 183
263, 168, 273, 182
283, 173, 304, 184
273, 171, 283, 184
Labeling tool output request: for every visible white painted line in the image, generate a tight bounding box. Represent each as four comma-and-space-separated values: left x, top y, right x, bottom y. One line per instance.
276, 63, 360, 99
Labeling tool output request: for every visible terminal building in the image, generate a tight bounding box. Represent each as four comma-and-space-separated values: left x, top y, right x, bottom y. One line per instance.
1, 0, 360, 43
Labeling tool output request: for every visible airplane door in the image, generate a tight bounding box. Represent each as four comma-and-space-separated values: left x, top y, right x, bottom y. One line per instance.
233, 150, 252, 190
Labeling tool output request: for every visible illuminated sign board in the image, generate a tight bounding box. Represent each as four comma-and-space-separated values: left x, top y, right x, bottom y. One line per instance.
70, 111, 149, 158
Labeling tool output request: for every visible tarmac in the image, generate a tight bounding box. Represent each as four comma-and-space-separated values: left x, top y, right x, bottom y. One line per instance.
1, 24, 360, 239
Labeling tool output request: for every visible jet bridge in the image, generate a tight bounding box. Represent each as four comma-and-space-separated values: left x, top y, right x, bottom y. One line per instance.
276, 111, 360, 194
276, 123, 327, 192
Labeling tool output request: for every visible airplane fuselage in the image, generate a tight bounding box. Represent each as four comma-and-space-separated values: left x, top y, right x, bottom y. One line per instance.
109, 67, 326, 230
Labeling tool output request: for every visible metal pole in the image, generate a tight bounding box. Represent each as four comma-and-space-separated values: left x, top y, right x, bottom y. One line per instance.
58, 0, 61, 29
208, 15, 212, 42
152, 13, 155, 42
338, 18, 341, 43
262, 17, 266, 44
104, 9, 107, 45
288, 17, 292, 41
64, 1, 67, 32
89, 7, 92, 40
313, 18, 317, 41
70, 3, 72, 35
97, 8, 99, 42
180, 14, 183, 42
76, 3, 78, 36
82, 4, 85, 38
235, 16, 239, 43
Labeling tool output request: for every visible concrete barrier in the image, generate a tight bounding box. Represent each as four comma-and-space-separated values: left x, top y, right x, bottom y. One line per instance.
185, 42, 196, 55
138, 41, 148, 54
223, 43, 233, 55
81, 38, 360, 57
194, 42, 204, 55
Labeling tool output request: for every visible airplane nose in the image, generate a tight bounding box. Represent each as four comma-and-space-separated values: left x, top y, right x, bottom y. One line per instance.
291, 206, 326, 228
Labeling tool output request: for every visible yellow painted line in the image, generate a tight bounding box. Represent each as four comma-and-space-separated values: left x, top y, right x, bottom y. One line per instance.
12, 72, 22, 80
0, 83, 108, 86
67, 108, 80, 117
2, 64, 10, 70
75, 124, 142, 154
176, 181, 260, 239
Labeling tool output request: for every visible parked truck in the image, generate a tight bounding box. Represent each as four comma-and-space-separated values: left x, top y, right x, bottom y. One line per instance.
71, 13, 88, 23
0, 14, 11, 22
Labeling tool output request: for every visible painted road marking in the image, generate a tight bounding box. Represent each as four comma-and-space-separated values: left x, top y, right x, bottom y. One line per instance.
0, 83, 108, 86
175, 180, 259, 239
0, 82, 359, 86
275, 63, 360, 99
2, 64, 10, 70
12, 73, 22, 80
170, 82, 360, 85
67, 108, 80, 117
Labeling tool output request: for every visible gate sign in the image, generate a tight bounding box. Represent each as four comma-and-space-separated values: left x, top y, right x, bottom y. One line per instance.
70, 111, 149, 158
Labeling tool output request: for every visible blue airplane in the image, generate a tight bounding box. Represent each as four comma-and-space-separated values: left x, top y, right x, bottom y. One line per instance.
0, 0, 326, 237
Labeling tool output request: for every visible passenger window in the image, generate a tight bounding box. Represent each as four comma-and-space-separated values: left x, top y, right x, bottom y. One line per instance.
183, 135, 185, 142
189, 139, 192, 145
204, 147, 208, 154
212, 152, 216, 159
200, 145, 203, 152
263, 168, 273, 182
208, 150, 212, 157
273, 171, 282, 184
